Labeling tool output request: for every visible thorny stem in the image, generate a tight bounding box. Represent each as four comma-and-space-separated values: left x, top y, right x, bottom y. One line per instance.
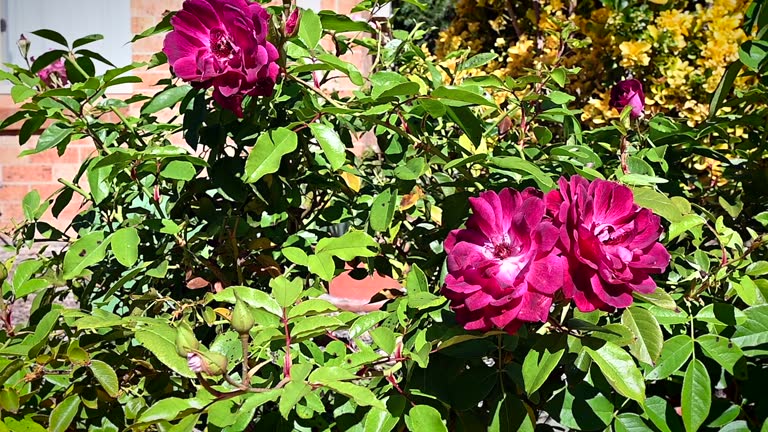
285, 72, 345, 110
282, 308, 292, 379
241, 333, 250, 387
619, 135, 630, 174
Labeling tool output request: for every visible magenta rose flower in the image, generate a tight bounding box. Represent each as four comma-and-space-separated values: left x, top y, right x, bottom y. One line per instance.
163, 0, 280, 117
609, 78, 645, 119
38, 58, 68, 88
285, 9, 300, 37
545, 176, 670, 312
443, 189, 565, 334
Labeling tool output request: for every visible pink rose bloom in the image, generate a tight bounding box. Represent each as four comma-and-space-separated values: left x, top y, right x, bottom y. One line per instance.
545, 176, 670, 312
38, 58, 68, 88
162, 0, 280, 117
443, 189, 564, 334
609, 78, 645, 119
285, 9, 300, 37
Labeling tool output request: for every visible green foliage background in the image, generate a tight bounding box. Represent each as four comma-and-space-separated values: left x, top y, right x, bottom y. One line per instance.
0, 0, 766, 431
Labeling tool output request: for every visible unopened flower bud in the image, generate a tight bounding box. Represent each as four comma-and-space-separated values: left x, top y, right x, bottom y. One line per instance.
17, 35, 30, 59
175, 321, 199, 357
285, 9, 300, 37
187, 350, 228, 376
231, 297, 254, 335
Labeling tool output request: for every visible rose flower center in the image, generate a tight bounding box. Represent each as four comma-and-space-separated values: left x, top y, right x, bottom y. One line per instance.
210, 29, 234, 59
492, 241, 521, 260
594, 223, 631, 245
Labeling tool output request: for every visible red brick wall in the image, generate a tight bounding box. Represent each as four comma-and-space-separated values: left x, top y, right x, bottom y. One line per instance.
0, 0, 372, 232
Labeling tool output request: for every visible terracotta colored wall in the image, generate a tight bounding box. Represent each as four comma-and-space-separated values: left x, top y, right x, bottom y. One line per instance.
0, 0, 372, 232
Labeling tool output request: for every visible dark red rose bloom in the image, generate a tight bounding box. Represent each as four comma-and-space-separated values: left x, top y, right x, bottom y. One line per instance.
609, 78, 645, 119
163, 0, 280, 117
545, 176, 670, 312
285, 9, 300, 37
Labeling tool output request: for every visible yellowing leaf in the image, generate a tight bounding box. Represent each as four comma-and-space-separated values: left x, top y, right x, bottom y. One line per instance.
340, 170, 361, 192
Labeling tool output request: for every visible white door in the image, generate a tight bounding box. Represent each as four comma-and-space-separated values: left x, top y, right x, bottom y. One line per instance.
1, 0, 132, 75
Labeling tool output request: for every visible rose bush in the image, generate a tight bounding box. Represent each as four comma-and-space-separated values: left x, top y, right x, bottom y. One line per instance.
0, 0, 766, 430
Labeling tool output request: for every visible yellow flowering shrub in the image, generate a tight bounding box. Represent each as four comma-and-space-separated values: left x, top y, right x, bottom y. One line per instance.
435, 0, 751, 126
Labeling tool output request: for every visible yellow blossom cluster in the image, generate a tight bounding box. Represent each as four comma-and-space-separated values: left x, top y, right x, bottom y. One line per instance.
434, 0, 752, 126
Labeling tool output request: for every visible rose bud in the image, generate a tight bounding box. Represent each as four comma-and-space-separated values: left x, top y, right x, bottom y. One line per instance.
230, 296, 255, 335
175, 321, 199, 357
187, 350, 228, 376
609, 78, 645, 119
17, 35, 30, 59
285, 8, 300, 37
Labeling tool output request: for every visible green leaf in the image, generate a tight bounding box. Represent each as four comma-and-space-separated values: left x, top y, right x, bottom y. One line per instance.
32, 29, 69, 46
709, 61, 742, 117
22, 190, 40, 220
309, 123, 346, 170
309, 366, 359, 384
23, 122, 73, 155
406, 264, 428, 294
668, 214, 706, 240
213, 286, 282, 317
291, 315, 345, 339
244, 128, 298, 183
282, 247, 308, 266
490, 394, 535, 432
325, 381, 386, 409
90, 360, 119, 397
615, 413, 653, 432
137, 397, 205, 423
279, 381, 311, 419
135, 322, 196, 378
72, 33, 104, 48
11, 85, 36, 103
681, 359, 711, 432
141, 85, 192, 114
270, 276, 303, 308
298, 9, 322, 49
3, 418, 46, 432
433, 86, 496, 107
227, 390, 282, 430
522, 334, 566, 395
49, 395, 80, 432
697, 335, 743, 374
646, 335, 693, 380
161, 160, 197, 181
551, 68, 568, 87
0, 389, 19, 414
489, 157, 555, 191
697, 303, 747, 326
631, 187, 683, 222
393, 158, 426, 180
584, 342, 646, 404
315, 230, 379, 260
458, 53, 498, 71
111, 227, 139, 267
87, 157, 110, 204
349, 311, 390, 339
63, 231, 111, 280
370, 189, 397, 232
363, 396, 405, 432
732, 305, 768, 349
405, 405, 447, 432
633, 288, 678, 311
644, 396, 682, 432
288, 299, 337, 319
308, 253, 336, 281
622, 306, 663, 365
